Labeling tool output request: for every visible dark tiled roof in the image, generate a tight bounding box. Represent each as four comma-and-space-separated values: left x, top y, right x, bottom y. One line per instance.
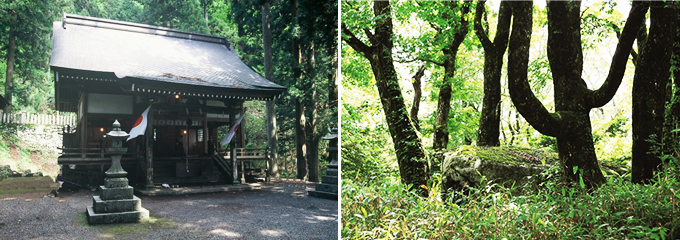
49, 14, 285, 97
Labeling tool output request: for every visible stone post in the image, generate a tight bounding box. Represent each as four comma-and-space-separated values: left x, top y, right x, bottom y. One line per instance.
86, 120, 149, 224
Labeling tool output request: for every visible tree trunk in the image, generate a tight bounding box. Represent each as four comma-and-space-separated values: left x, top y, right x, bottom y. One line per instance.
203, 1, 209, 22
476, 1, 511, 147
433, 1, 470, 151
292, 0, 307, 180
632, 2, 676, 184
432, 55, 454, 150
262, 1, 278, 177
555, 112, 603, 185
4, 13, 17, 113
508, 1, 647, 187
342, 1, 429, 195
410, 65, 426, 131
296, 100, 307, 180
306, 69, 320, 182
307, 136, 320, 182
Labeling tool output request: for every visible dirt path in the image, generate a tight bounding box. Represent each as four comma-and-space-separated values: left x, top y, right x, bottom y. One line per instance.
0, 182, 338, 239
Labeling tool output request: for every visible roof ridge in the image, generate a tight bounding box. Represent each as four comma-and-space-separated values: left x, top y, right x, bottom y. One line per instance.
62, 13, 231, 48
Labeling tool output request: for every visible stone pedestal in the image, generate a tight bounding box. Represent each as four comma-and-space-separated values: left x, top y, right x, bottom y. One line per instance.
86, 120, 150, 224
309, 127, 338, 200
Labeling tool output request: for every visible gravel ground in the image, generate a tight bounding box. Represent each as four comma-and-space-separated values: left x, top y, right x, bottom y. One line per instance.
0, 182, 338, 239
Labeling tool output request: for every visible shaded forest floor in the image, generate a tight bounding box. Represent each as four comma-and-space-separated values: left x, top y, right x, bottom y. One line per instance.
342, 166, 680, 239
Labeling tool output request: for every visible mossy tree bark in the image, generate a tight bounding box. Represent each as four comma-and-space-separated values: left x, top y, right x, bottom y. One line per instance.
432, 1, 471, 151
507, 1, 647, 187
475, 0, 511, 147
632, 2, 676, 184
342, 1, 429, 195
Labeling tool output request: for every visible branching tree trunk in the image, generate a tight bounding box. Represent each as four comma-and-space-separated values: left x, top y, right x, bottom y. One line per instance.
432, 1, 471, 151
507, 1, 647, 187
410, 65, 426, 131
475, 0, 511, 147
342, 1, 428, 195
632, 2, 676, 184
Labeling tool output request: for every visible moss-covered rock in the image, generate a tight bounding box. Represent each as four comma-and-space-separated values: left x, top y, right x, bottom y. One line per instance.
441, 146, 556, 193
0, 165, 11, 181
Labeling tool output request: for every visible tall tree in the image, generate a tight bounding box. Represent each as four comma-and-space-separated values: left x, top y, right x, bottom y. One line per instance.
1, 0, 60, 113
507, 1, 647, 187
3, 12, 16, 113
475, 0, 511, 147
293, 0, 307, 180
632, 2, 677, 183
430, 1, 471, 151
342, 1, 429, 195
261, 0, 279, 178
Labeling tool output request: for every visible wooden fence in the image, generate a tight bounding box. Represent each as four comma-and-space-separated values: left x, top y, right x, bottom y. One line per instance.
0, 112, 77, 126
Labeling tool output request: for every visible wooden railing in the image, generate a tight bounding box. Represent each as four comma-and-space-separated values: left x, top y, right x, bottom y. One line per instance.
224, 148, 268, 160
1, 111, 77, 126
58, 148, 137, 165
220, 148, 269, 182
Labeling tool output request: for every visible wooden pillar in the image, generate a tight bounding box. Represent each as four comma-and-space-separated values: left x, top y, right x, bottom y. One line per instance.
203, 116, 209, 154
240, 102, 246, 148
144, 104, 154, 189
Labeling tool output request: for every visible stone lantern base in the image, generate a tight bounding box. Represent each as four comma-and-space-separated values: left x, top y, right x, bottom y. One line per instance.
86, 178, 149, 224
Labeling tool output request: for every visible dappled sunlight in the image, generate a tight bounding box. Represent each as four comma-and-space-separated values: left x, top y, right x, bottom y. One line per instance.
259, 229, 286, 237
208, 228, 241, 238
98, 233, 115, 239
304, 215, 337, 224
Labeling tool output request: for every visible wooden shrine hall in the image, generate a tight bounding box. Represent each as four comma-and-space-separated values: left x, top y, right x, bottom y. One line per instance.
49, 14, 286, 189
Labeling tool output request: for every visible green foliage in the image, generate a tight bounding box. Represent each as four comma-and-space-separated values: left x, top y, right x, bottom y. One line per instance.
231, 0, 337, 177
342, 167, 680, 239
341, 84, 398, 179
1, 0, 63, 113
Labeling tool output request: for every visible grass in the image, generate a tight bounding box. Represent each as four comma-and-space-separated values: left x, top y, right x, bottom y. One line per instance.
0, 176, 59, 198
342, 166, 680, 239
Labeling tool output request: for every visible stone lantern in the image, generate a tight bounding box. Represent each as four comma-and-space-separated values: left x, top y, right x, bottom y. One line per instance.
308, 126, 338, 200
86, 120, 149, 224
105, 120, 129, 187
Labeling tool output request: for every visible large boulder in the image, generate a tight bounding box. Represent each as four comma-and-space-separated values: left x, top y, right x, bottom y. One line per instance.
440, 146, 556, 193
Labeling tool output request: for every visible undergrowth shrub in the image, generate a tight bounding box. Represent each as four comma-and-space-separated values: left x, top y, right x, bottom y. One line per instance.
342, 166, 680, 239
